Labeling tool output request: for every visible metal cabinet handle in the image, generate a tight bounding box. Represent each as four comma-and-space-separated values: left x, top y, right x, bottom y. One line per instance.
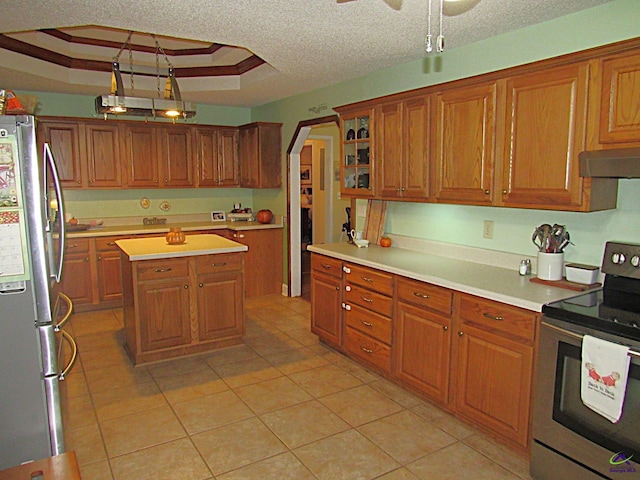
199, 283, 204, 287
502, 189, 507, 194
184, 285, 189, 289
483, 312, 505, 321
361, 320, 373, 327
361, 296, 373, 303
107, 242, 116, 246
345, 285, 352, 292
154, 268, 173, 273
341, 303, 351, 311
67, 243, 79, 249
321, 263, 332, 269
413, 291, 430, 299
458, 331, 464, 336
212, 262, 227, 267
484, 190, 490, 195
361, 275, 373, 282
85, 257, 90, 261
443, 325, 448, 331
97, 255, 102, 260
360, 346, 373, 354
335, 286, 340, 291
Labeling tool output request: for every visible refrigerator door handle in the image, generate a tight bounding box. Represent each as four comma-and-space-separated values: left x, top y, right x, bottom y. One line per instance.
44, 142, 65, 282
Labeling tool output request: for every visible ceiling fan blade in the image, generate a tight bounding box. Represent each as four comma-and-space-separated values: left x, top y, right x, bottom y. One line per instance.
336, 0, 357, 3
383, 0, 402, 10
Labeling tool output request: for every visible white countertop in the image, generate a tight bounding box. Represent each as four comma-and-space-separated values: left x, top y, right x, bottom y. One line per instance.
308, 242, 595, 312
117, 234, 248, 261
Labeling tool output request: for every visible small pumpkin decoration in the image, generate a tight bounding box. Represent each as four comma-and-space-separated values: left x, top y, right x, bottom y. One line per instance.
380, 237, 392, 248
166, 227, 186, 245
256, 209, 273, 224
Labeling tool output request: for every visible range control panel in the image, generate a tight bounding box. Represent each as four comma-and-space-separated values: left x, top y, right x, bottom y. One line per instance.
602, 242, 640, 279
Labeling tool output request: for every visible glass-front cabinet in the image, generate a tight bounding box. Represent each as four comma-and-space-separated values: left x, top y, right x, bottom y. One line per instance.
339, 109, 374, 197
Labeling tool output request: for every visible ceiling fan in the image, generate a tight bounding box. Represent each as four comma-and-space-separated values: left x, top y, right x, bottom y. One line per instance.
337, 0, 481, 15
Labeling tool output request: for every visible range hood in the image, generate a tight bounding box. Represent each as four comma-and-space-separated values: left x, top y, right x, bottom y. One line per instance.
579, 148, 640, 178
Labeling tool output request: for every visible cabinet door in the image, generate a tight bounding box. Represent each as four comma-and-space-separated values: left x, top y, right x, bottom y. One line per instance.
123, 124, 159, 187
60, 254, 93, 305
195, 127, 239, 187
395, 301, 451, 405
501, 63, 589, 209
402, 96, 430, 199
230, 229, 282, 298
454, 323, 533, 448
85, 123, 122, 187
138, 278, 191, 352
340, 110, 373, 197
599, 52, 640, 144
310, 272, 342, 348
218, 128, 239, 187
434, 83, 496, 205
160, 127, 194, 187
376, 102, 403, 198
197, 271, 244, 340
238, 126, 259, 187
37, 121, 84, 188
239, 123, 282, 188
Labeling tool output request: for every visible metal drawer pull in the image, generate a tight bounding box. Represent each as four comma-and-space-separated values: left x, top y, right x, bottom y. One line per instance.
361, 296, 373, 303
361, 320, 373, 327
483, 313, 504, 321
413, 292, 430, 299
212, 262, 227, 267
542, 321, 640, 359
107, 242, 116, 246
321, 263, 332, 269
67, 243, 79, 249
361, 275, 374, 282
360, 346, 373, 354
154, 268, 173, 273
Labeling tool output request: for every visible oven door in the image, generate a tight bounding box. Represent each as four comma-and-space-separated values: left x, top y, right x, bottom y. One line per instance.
532, 318, 640, 480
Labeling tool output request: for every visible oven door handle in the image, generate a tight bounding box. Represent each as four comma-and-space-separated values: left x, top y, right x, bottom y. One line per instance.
542, 321, 640, 359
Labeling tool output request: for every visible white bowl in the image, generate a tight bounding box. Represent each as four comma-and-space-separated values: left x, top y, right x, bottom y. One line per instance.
354, 239, 369, 248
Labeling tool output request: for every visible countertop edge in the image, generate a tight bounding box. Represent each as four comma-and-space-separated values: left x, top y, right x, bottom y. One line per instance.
121, 245, 248, 262
67, 221, 283, 238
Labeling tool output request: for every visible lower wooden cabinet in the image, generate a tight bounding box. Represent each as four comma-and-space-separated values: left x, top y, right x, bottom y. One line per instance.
310, 254, 343, 350
95, 236, 127, 304
59, 239, 93, 306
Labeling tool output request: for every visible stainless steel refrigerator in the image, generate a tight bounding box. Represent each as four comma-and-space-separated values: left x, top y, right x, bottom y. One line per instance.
0, 115, 76, 469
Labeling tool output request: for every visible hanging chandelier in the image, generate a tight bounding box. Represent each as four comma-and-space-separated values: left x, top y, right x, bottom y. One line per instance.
95, 32, 196, 120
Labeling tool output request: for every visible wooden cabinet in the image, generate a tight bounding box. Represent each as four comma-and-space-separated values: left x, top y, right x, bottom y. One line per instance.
376, 96, 430, 199
337, 109, 374, 197
59, 238, 93, 306
37, 120, 84, 188
195, 127, 239, 187
310, 254, 343, 349
84, 123, 122, 187
434, 82, 497, 205
598, 51, 640, 145
122, 124, 160, 187
394, 277, 453, 405
160, 126, 194, 187
452, 293, 536, 449
229, 228, 283, 298
238, 122, 282, 188
95, 236, 127, 304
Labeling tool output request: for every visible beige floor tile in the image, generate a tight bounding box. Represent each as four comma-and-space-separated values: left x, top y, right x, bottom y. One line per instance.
172, 389, 254, 435
74, 329, 124, 353
333, 356, 382, 383
244, 318, 281, 338
65, 421, 107, 466
204, 344, 259, 369
235, 376, 313, 415
80, 346, 131, 372
263, 347, 329, 375
71, 311, 121, 337
192, 417, 287, 475
294, 429, 399, 480
147, 356, 211, 379
463, 433, 531, 478
78, 460, 114, 480
285, 298, 312, 316
213, 356, 283, 389
369, 379, 423, 409
375, 468, 421, 480
407, 442, 521, 480
411, 403, 477, 440
155, 367, 229, 404
283, 326, 320, 346
60, 369, 89, 398
101, 405, 186, 457
261, 399, 350, 449
320, 385, 403, 427
92, 381, 167, 421
84, 362, 153, 394
217, 452, 315, 480
289, 363, 363, 397
263, 312, 310, 331
243, 331, 304, 357
110, 437, 212, 480
62, 393, 96, 429
357, 410, 457, 464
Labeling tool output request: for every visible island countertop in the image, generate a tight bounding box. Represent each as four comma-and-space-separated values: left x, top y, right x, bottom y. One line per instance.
116, 234, 248, 261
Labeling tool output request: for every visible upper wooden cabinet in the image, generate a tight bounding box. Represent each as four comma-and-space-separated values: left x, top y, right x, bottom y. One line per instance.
238, 122, 282, 188
37, 120, 84, 188
433, 82, 497, 205
160, 126, 194, 187
122, 124, 160, 187
598, 51, 640, 145
85, 123, 122, 187
195, 127, 239, 187
376, 96, 430, 200
337, 108, 374, 197
499, 63, 589, 210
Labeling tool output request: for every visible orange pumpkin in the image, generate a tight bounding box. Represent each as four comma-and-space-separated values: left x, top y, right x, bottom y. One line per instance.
380, 237, 392, 248
166, 227, 186, 245
256, 209, 273, 224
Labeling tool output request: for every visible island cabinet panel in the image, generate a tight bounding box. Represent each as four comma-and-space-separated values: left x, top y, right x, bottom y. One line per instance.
598, 51, 640, 145
433, 82, 497, 205
197, 271, 244, 340
500, 63, 589, 210
85, 123, 122, 187
37, 120, 84, 188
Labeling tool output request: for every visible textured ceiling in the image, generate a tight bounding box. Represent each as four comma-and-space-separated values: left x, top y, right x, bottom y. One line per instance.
0, 0, 613, 108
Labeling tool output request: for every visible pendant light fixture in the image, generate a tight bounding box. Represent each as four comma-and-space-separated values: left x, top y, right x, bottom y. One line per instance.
95, 32, 195, 120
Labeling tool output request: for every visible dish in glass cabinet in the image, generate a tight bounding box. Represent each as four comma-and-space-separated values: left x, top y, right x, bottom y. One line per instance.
346, 129, 356, 140
344, 173, 356, 189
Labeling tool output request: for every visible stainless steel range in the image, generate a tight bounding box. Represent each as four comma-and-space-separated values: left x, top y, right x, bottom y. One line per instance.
532, 242, 640, 480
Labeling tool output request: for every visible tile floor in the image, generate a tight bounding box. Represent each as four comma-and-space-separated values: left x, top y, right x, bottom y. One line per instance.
61, 294, 533, 480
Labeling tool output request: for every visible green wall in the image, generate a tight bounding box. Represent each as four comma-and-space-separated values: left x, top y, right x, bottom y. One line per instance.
253, 0, 640, 267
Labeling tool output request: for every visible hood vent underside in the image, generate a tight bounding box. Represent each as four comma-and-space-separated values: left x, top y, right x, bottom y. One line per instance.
579, 148, 640, 178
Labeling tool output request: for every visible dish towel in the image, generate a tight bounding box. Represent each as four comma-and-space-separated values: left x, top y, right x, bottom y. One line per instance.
581, 334, 631, 423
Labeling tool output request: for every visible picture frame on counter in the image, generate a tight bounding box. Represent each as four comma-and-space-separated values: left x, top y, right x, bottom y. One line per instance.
211, 211, 226, 222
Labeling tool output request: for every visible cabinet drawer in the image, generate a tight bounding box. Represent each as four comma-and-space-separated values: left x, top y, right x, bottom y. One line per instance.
345, 284, 392, 318
345, 326, 391, 372
137, 259, 189, 281
196, 253, 243, 274
95, 236, 127, 252
64, 238, 90, 253
458, 294, 536, 343
344, 263, 393, 295
311, 254, 342, 279
344, 303, 392, 344
396, 277, 453, 315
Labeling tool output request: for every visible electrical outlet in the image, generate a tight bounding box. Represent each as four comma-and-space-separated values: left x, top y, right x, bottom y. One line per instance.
483, 220, 494, 239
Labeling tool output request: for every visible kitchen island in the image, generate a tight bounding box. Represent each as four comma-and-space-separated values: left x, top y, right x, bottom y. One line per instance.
117, 234, 247, 365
